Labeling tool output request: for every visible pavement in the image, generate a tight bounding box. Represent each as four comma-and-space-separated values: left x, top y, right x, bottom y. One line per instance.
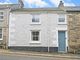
0, 49, 80, 59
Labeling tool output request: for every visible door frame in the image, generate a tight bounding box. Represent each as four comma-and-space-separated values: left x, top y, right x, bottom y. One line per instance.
58, 30, 67, 53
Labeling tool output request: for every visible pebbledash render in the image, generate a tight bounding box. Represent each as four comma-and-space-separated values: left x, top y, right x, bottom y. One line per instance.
0, 0, 80, 53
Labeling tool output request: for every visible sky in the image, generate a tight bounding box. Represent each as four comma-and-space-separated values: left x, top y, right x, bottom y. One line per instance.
0, 0, 80, 8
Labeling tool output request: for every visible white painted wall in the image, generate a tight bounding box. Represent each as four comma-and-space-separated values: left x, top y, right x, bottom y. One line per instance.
9, 12, 68, 47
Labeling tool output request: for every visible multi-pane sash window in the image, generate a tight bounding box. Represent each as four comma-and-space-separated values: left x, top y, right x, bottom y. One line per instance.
0, 12, 4, 20
31, 31, 39, 41
0, 29, 2, 39
58, 14, 65, 22
32, 15, 39, 22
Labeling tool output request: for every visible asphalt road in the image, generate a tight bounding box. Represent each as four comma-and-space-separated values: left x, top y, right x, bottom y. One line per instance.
0, 54, 79, 60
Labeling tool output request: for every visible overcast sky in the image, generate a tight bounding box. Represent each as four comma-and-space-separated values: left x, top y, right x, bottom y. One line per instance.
0, 0, 80, 8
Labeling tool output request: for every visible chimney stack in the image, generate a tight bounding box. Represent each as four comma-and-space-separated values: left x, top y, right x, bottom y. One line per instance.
58, 1, 64, 9
18, 0, 24, 8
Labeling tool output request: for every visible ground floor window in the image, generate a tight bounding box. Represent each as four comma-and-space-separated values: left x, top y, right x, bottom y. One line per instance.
31, 31, 39, 41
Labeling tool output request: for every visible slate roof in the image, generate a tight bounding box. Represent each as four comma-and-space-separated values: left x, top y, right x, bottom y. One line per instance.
65, 6, 80, 12
10, 6, 80, 12
0, 4, 18, 8
10, 7, 63, 11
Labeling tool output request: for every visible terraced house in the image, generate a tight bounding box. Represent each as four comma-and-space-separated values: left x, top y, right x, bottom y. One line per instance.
0, 0, 80, 53
9, 1, 68, 53
0, 4, 11, 49
67, 7, 80, 53
0, 0, 23, 49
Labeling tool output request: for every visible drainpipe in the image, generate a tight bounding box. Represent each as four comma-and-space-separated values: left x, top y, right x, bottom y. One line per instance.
47, 12, 50, 52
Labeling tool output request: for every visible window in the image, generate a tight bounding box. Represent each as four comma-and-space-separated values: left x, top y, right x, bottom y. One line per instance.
0, 16, 3, 19
0, 12, 4, 20
59, 18, 65, 22
0, 29, 2, 39
58, 14, 65, 22
32, 15, 39, 23
31, 31, 39, 41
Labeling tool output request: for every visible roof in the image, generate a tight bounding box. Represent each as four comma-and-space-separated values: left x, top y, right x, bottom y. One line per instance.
0, 3, 79, 12
10, 7, 65, 13
0, 4, 17, 7
10, 6, 80, 12
65, 6, 80, 12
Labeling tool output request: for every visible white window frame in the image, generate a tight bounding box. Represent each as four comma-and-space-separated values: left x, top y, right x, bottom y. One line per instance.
31, 14, 41, 24
0, 28, 3, 40
58, 14, 67, 24
32, 15, 39, 22
31, 31, 39, 41
30, 30, 41, 43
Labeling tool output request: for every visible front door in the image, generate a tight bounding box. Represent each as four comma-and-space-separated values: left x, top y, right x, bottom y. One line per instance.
58, 31, 66, 52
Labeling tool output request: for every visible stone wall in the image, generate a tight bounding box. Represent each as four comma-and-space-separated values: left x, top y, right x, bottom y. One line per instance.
0, 9, 10, 49
3, 9, 10, 49
68, 13, 80, 53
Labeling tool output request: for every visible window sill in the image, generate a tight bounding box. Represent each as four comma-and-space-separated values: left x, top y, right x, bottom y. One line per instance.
58, 22, 67, 25
30, 23, 41, 25
29, 41, 41, 44
0, 39, 3, 40
0, 20, 4, 22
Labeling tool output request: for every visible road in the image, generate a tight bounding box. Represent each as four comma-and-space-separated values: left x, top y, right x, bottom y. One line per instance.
0, 53, 79, 60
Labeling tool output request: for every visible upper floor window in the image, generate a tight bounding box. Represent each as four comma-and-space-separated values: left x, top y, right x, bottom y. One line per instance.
32, 15, 39, 22
0, 12, 3, 15
58, 14, 65, 22
31, 14, 41, 24
0, 12, 4, 20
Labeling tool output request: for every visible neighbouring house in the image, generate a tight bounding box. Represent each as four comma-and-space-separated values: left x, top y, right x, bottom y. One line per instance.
67, 7, 80, 53
0, 4, 12, 49
8, 1, 68, 52
0, 0, 22, 49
